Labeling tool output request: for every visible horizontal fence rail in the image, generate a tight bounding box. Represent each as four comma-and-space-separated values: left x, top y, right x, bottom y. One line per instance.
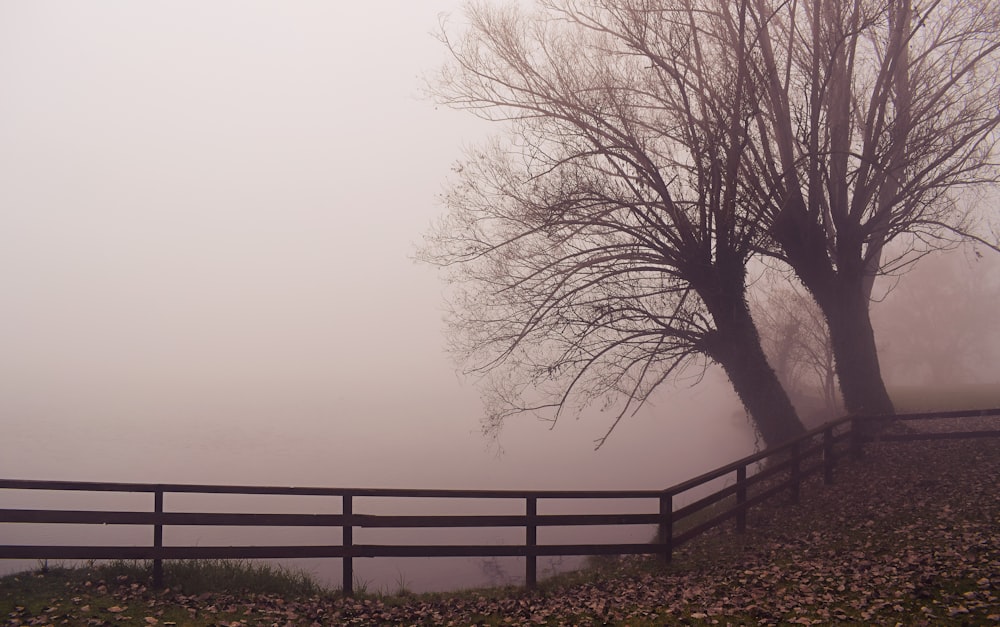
2, 408, 998, 593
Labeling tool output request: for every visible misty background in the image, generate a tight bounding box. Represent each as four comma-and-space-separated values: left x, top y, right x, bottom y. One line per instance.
0, 1, 757, 591
1, 1, 997, 592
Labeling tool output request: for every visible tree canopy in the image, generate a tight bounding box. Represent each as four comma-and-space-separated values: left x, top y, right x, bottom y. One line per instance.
729, 0, 1000, 414
422, 0, 807, 447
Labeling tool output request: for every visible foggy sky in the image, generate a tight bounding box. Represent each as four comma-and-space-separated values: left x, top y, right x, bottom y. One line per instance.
0, 1, 756, 497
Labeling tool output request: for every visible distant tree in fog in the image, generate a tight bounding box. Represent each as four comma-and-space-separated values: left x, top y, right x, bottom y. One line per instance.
420, 1, 806, 448
874, 250, 1000, 386
753, 281, 842, 423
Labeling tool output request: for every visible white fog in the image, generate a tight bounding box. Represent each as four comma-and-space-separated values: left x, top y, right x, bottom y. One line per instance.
0, 1, 761, 592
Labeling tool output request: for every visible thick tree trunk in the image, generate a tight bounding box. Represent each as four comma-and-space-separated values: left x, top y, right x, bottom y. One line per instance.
705, 294, 806, 449
772, 207, 895, 420
823, 282, 896, 416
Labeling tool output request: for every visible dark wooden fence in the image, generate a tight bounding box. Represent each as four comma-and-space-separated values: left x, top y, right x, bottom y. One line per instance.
2, 408, 997, 594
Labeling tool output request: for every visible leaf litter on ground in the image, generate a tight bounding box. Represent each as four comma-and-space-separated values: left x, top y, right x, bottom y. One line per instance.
2, 432, 998, 625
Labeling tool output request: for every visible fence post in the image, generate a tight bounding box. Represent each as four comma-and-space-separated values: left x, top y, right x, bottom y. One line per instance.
525, 496, 537, 589
789, 441, 801, 504
342, 494, 353, 596
152, 489, 163, 588
736, 465, 747, 534
658, 492, 673, 563
823, 427, 835, 485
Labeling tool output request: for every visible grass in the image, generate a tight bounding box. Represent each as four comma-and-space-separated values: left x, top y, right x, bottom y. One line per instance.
110, 558, 324, 596
1, 559, 334, 626
0, 555, 659, 624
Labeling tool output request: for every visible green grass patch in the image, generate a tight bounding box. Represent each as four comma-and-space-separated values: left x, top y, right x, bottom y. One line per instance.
155, 558, 324, 596
1, 558, 327, 598
1, 559, 335, 627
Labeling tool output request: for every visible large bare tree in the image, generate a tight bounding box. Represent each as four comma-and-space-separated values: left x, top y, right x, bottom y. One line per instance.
579, 0, 1000, 417
738, 0, 1000, 414
421, 1, 807, 447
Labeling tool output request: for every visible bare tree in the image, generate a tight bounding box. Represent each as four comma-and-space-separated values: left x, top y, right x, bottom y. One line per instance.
733, 0, 1000, 415
574, 0, 1000, 417
421, 1, 806, 448
752, 278, 842, 423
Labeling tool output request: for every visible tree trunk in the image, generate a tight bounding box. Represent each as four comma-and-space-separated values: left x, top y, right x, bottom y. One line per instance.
823, 282, 896, 416
705, 294, 807, 449
772, 207, 896, 420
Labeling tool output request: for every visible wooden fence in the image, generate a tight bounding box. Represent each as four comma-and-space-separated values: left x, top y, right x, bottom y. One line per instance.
2, 407, 997, 594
